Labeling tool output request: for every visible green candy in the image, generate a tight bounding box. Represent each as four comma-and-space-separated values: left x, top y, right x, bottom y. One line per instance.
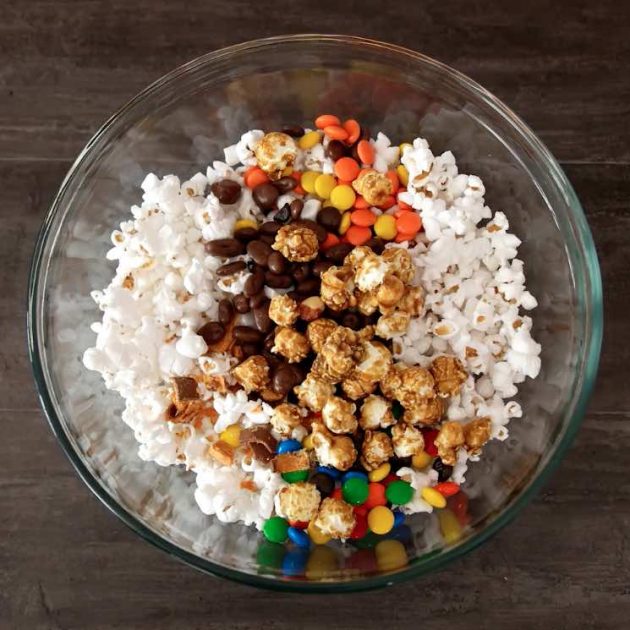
342, 477, 369, 505
385, 480, 414, 505
282, 470, 309, 483
256, 540, 286, 571
262, 516, 289, 544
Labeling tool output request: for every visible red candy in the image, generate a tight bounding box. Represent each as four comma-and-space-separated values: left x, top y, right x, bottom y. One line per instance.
434, 482, 460, 497
364, 483, 387, 509
422, 429, 439, 456
349, 513, 368, 539
288, 520, 309, 529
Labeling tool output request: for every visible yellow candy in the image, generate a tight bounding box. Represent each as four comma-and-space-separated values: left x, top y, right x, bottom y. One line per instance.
329, 185, 356, 211
374, 214, 397, 240
368, 462, 391, 482
219, 424, 241, 448
282, 166, 294, 176
367, 506, 395, 535
396, 164, 409, 187
302, 433, 315, 450
234, 218, 258, 232
411, 451, 433, 470
438, 508, 463, 544
307, 520, 332, 546
339, 211, 352, 235
301, 171, 320, 194
421, 486, 447, 509
305, 545, 339, 579
298, 130, 322, 150
322, 199, 335, 208
399, 142, 413, 154
314, 174, 337, 199
375, 539, 408, 572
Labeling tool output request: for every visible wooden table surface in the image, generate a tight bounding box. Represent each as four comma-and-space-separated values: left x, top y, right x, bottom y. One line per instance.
2, 1, 628, 628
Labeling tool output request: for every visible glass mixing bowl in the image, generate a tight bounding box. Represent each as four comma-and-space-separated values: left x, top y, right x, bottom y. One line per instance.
27, 35, 602, 591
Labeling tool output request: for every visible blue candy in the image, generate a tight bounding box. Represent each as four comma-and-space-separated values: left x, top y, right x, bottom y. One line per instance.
316, 465, 342, 480
282, 549, 309, 576
287, 526, 311, 550
277, 439, 302, 454
342, 470, 368, 484
393, 510, 405, 527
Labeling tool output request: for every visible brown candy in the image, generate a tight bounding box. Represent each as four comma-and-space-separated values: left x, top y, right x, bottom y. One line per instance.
171, 376, 199, 404
244, 267, 265, 296
242, 427, 278, 463
252, 183, 279, 211
197, 321, 225, 345
247, 240, 273, 266
210, 179, 242, 205
205, 238, 245, 258
218, 299, 235, 325
216, 260, 247, 276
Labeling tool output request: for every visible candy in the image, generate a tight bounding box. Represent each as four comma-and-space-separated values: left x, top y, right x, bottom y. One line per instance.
314, 173, 337, 199
438, 509, 463, 544
375, 539, 407, 571
244, 167, 269, 189
301, 170, 320, 194
299, 130, 322, 150
394, 231, 415, 243
315, 114, 341, 129
396, 164, 409, 187
432, 456, 454, 482
263, 516, 289, 543
447, 492, 470, 526
411, 451, 433, 470
342, 471, 368, 484
396, 212, 422, 234
288, 526, 311, 549
256, 540, 285, 570
233, 218, 258, 232
282, 548, 309, 576
368, 462, 391, 483
357, 140, 375, 165
321, 232, 340, 250
282, 470, 310, 483
349, 513, 369, 539
386, 171, 400, 194
339, 212, 352, 235
350, 209, 377, 227
434, 481, 460, 497
385, 480, 414, 505
342, 477, 369, 505
343, 119, 361, 144
353, 196, 369, 209
399, 142, 413, 154
378, 195, 396, 210
334, 157, 361, 182
374, 215, 397, 240
316, 465, 342, 480
324, 125, 349, 141
367, 506, 395, 535
307, 520, 332, 545
345, 225, 372, 246
421, 486, 447, 508
302, 433, 315, 450
422, 428, 439, 456
364, 482, 387, 509
392, 510, 405, 528
305, 545, 338, 579
329, 184, 356, 211
277, 438, 302, 454
219, 424, 241, 448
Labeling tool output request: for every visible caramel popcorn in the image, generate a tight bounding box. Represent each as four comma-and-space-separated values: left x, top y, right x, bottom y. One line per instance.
272, 225, 319, 262
359, 395, 395, 430
387, 365, 436, 409
313, 497, 356, 539
272, 327, 311, 363
353, 249, 389, 292
298, 296, 325, 322
276, 482, 321, 522
268, 294, 299, 327
354, 340, 392, 383
380, 363, 406, 400
464, 416, 492, 454
294, 374, 335, 412
354, 287, 379, 316
231, 355, 269, 392
381, 247, 414, 283
376, 274, 406, 310
311, 422, 357, 471
352, 169, 393, 206
360, 430, 394, 471
312, 326, 361, 382
398, 285, 425, 316
208, 440, 234, 466
391, 422, 425, 457
431, 355, 468, 398
403, 397, 444, 426
306, 318, 338, 353
270, 402, 302, 436
343, 245, 373, 269
253, 131, 297, 180
341, 372, 376, 400
322, 396, 357, 434
320, 265, 356, 311
434, 421, 465, 465
375, 311, 411, 339
273, 449, 310, 473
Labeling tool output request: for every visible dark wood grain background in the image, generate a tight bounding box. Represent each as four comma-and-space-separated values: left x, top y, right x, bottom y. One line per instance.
2, 1, 628, 628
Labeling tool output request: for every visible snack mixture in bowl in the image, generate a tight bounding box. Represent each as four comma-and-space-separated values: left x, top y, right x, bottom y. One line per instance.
83, 113, 541, 549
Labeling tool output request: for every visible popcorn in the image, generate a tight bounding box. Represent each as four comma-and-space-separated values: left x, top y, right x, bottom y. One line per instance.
313, 497, 356, 539
359, 395, 395, 430
434, 421, 465, 465
306, 318, 338, 353
322, 397, 357, 434
320, 265, 356, 311
352, 169, 392, 206
271, 327, 311, 363
360, 430, 394, 471
430, 355, 468, 398
391, 422, 425, 457
253, 132, 297, 179
294, 375, 335, 412
272, 225, 319, 262
270, 403, 302, 437
276, 482, 321, 522
231, 355, 269, 393
268, 294, 299, 327
311, 422, 357, 471
464, 417, 492, 454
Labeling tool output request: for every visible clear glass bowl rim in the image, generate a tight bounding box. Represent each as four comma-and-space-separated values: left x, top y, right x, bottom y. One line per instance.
27, 34, 603, 592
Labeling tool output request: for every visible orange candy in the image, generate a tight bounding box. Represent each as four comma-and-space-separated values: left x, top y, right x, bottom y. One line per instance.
244, 167, 269, 189
396, 212, 422, 234
346, 225, 372, 246
386, 171, 400, 194
434, 482, 461, 497
351, 209, 377, 227
357, 140, 375, 165
324, 125, 349, 141
394, 231, 416, 243
397, 199, 413, 211
354, 196, 370, 209
321, 232, 340, 250
334, 157, 361, 182
343, 119, 361, 144
364, 483, 387, 509
379, 195, 396, 210
315, 114, 341, 129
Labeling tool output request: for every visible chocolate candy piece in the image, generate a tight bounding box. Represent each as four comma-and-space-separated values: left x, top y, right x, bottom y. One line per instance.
365, 237, 385, 254
292, 263, 311, 283
324, 242, 353, 263
244, 267, 265, 296
272, 363, 301, 395
242, 427, 278, 463
341, 311, 363, 330
247, 240, 273, 266
210, 178, 242, 204
265, 271, 293, 289
317, 206, 342, 232
296, 278, 320, 296
274, 203, 292, 224
253, 183, 279, 212
312, 260, 333, 277
253, 301, 273, 333
249, 292, 267, 309
233, 293, 251, 314
260, 221, 282, 235
293, 219, 326, 243
171, 376, 199, 404
234, 227, 258, 242
216, 260, 247, 276
281, 125, 305, 137
205, 238, 245, 257
218, 299, 234, 325
234, 326, 265, 343
289, 199, 304, 219
267, 251, 288, 274
326, 139, 347, 161
197, 321, 225, 344
273, 177, 297, 194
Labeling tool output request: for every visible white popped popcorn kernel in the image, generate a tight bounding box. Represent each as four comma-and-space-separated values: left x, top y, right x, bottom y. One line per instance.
175, 330, 207, 359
